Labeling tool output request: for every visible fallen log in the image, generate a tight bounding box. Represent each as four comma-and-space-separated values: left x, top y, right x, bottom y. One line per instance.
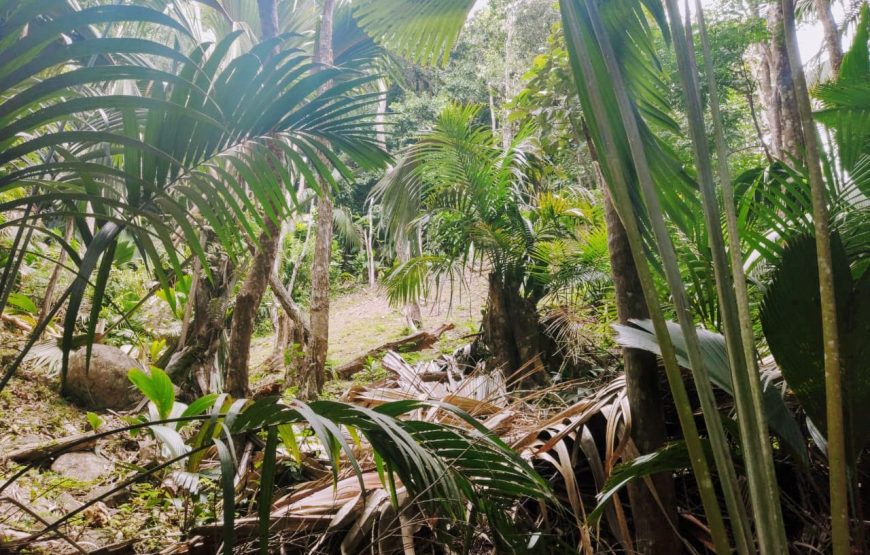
1, 313, 32, 332
334, 323, 454, 379
4, 433, 97, 463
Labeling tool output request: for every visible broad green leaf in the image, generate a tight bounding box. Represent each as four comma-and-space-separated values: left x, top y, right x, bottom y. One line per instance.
6, 292, 36, 315
128, 367, 175, 420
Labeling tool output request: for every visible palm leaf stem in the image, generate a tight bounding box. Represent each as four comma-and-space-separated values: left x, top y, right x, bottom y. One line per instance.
560, 2, 731, 552
582, 2, 751, 551
672, 0, 789, 551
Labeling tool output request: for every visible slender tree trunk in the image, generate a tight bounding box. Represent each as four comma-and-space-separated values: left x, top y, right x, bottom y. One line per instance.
754, 44, 783, 156
578, 108, 680, 551
224, 0, 281, 398
225, 222, 281, 398
815, 0, 843, 73
268, 274, 309, 382
603, 185, 679, 555
301, 199, 332, 399
269, 222, 290, 368
488, 89, 498, 136
37, 218, 74, 326
272, 202, 312, 375
501, 1, 517, 149
365, 204, 376, 288
299, 0, 336, 400
688, 3, 790, 550
767, 2, 805, 160
367, 80, 386, 290
740, 61, 774, 163
562, 3, 732, 549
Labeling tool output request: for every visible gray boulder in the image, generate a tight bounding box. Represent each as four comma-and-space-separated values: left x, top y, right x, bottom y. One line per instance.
51, 452, 113, 482
63, 344, 144, 410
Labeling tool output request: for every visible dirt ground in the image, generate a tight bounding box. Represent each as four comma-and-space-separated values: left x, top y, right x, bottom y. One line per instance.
326, 272, 488, 365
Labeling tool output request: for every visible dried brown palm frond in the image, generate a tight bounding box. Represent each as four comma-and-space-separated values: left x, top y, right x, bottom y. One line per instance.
337, 351, 655, 554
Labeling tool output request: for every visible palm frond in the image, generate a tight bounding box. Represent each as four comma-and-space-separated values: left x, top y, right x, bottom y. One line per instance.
351, 0, 476, 66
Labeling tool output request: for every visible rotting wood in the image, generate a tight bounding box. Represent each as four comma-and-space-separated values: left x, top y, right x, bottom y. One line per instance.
333, 323, 454, 379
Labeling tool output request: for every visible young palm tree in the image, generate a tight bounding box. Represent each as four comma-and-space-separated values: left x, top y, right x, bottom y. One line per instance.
373, 104, 597, 384
0, 1, 387, 390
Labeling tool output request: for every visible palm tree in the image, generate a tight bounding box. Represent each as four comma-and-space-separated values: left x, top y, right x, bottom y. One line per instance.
374, 104, 595, 384
0, 1, 387, 391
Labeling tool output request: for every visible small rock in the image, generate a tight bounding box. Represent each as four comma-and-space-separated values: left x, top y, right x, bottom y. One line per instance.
63, 344, 146, 410
51, 452, 113, 482
54, 492, 83, 512
87, 484, 129, 508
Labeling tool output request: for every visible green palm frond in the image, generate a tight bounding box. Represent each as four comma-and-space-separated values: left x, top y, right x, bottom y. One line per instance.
1, 394, 554, 552
761, 233, 870, 465
332, 205, 363, 250
383, 253, 461, 307
351, 0, 476, 66
559, 0, 701, 246
814, 4, 870, 194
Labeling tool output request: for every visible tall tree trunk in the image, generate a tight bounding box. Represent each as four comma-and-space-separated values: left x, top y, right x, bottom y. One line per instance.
815, 0, 843, 73
781, 0, 849, 550
366, 80, 386, 290
272, 198, 311, 375
501, 1, 518, 149
224, 0, 281, 398
364, 203, 376, 288
488, 89, 498, 136
767, 2, 805, 160
604, 190, 679, 554
576, 105, 681, 550
754, 44, 783, 156
269, 222, 290, 369
740, 60, 774, 163
299, 0, 336, 400
268, 274, 309, 382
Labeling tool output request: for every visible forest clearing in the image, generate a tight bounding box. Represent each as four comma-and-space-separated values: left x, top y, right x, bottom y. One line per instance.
0, 0, 868, 553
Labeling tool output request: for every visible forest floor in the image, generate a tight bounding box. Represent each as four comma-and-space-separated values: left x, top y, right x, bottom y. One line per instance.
248, 271, 489, 392
0, 271, 489, 553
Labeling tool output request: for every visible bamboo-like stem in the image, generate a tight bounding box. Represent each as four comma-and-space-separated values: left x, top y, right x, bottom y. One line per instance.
559, 3, 732, 553
780, 0, 849, 551
682, 1, 790, 552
